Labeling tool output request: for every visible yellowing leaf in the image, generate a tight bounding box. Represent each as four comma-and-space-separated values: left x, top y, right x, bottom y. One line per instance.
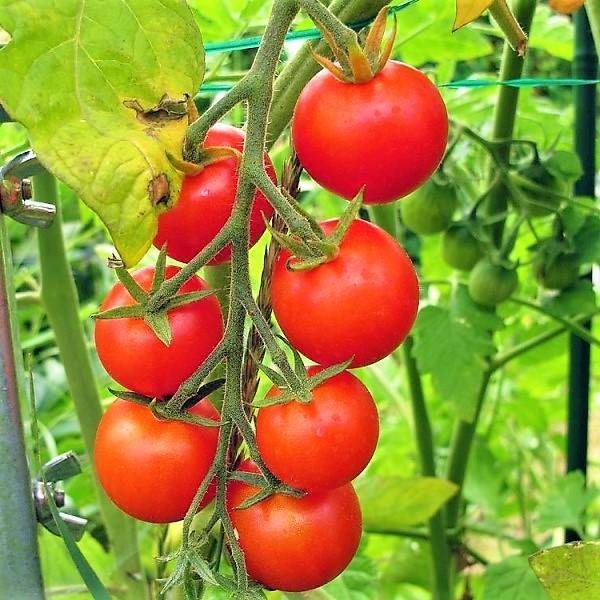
0, 0, 204, 266
530, 542, 600, 599
454, 0, 495, 30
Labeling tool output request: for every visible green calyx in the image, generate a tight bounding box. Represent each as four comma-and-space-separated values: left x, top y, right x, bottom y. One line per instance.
310, 7, 397, 84
228, 470, 305, 510
265, 188, 363, 272
92, 247, 216, 347
252, 335, 352, 408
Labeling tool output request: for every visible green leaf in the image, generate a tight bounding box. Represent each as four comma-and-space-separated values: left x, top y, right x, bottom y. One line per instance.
450, 284, 504, 332
412, 305, 495, 422
395, 0, 492, 65
530, 542, 600, 599
536, 471, 599, 537
356, 476, 458, 530
573, 215, 600, 265
483, 555, 547, 600
543, 151, 583, 183
541, 281, 598, 319
0, 0, 204, 266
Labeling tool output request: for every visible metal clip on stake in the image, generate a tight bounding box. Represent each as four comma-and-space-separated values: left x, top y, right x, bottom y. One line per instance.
33, 452, 88, 541
0, 149, 55, 228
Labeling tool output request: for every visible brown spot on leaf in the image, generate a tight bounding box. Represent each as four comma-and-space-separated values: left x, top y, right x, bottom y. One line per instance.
123, 94, 188, 127
148, 174, 170, 207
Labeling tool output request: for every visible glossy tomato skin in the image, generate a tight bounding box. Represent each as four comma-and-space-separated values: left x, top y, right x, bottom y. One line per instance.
257, 367, 378, 492
154, 124, 276, 264
271, 219, 419, 368
94, 399, 219, 523
95, 266, 224, 398
292, 61, 448, 204
227, 460, 362, 592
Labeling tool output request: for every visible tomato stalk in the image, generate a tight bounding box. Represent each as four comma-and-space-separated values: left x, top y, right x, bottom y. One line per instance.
34, 172, 146, 600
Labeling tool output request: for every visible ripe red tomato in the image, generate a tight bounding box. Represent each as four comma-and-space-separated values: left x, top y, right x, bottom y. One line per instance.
271, 219, 419, 367
257, 367, 378, 492
94, 398, 219, 523
95, 266, 223, 398
154, 124, 276, 264
292, 60, 448, 204
227, 460, 362, 592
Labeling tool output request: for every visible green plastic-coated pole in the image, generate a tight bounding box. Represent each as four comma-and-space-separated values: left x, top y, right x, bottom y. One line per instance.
0, 214, 45, 598
34, 171, 147, 599
566, 6, 597, 544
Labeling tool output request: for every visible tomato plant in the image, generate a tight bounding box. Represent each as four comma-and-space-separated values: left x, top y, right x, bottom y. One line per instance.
94, 399, 219, 523
95, 265, 224, 398
257, 366, 379, 491
292, 60, 449, 204
271, 218, 419, 367
154, 124, 276, 264
227, 460, 362, 592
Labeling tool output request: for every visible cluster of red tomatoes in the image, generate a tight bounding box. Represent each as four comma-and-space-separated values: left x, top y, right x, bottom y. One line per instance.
93, 60, 447, 592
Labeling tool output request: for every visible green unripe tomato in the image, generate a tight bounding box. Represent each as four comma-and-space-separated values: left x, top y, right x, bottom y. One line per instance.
400, 178, 457, 235
468, 258, 518, 307
442, 223, 483, 271
519, 163, 567, 218
534, 252, 579, 291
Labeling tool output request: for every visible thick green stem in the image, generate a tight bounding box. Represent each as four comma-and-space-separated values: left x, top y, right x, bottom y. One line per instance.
34, 172, 145, 599
485, 0, 537, 245
445, 372, 492, 529
0, 215, 44, 598
403, 341, 452, 600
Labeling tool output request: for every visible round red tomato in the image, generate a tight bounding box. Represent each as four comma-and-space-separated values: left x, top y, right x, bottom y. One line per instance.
227, 460, 362, 592
154, 123, 276, 264
292, 60, 448, 204
95, 265, 224, 399
94, 398, 219, 523
271, 219, 419, 367
257, 367, 378, 492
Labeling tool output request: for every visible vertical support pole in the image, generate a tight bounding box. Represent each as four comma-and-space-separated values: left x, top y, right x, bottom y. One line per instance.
0, 214, 45, 598
566, 7, 597, 544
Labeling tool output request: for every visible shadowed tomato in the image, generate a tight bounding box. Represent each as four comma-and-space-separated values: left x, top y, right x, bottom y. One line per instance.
292, 61, 448, 204
94, 399, 219, 523
227, 460, 362, 592
271, 219, 419, 367
95, 266, 224, 399
154, 124, 276, 264
257, 367, 379, 491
